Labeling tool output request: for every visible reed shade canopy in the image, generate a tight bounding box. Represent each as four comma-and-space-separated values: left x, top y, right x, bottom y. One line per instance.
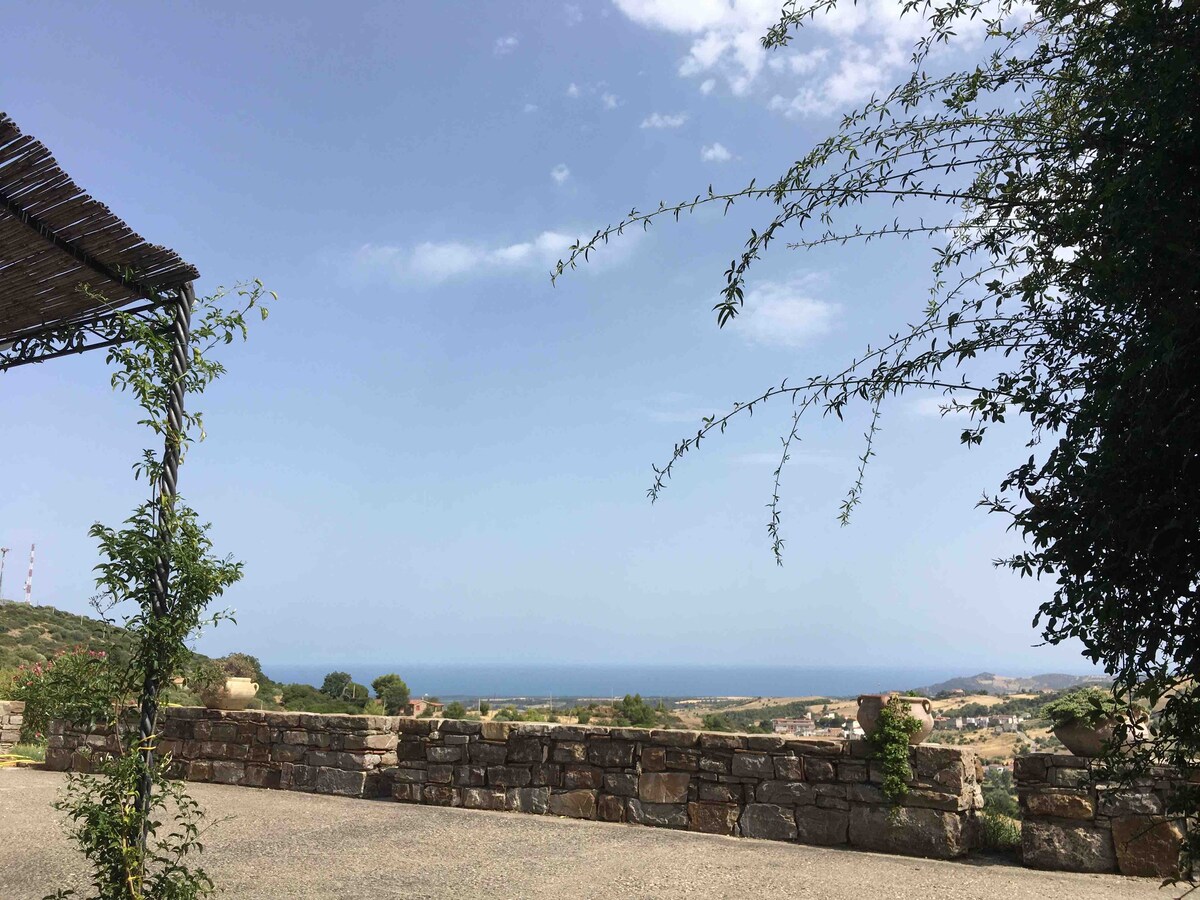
0, 110, 198, 370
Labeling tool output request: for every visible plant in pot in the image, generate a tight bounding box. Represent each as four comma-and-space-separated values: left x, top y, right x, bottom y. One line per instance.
189, 656, 260, 711
867, 695, 923, 814
857, 692, 935, 744
1041, 687, 1143, 758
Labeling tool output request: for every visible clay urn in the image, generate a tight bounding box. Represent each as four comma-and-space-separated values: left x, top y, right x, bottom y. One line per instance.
203, 676, 260, 712
856, 693, 935, 744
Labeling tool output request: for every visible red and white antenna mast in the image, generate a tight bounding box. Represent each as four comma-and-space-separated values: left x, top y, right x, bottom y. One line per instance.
24, 543, 35, 604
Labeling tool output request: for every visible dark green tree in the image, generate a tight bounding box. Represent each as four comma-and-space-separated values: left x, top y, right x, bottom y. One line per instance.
378, 677, 411, 716
443, 701, 467, 719
320, 671, 352, 698
557, 0, 1198, 872
371, 673, 404, 699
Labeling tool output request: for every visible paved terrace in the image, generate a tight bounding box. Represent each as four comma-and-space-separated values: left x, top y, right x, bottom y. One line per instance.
1, 769, 1180, 900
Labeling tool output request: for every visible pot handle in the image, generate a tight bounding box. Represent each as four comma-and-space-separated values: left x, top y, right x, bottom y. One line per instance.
251, 682, 260, 693
922, 699, 932, 715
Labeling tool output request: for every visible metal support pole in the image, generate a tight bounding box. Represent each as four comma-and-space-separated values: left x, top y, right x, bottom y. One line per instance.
134, 282, 194, 843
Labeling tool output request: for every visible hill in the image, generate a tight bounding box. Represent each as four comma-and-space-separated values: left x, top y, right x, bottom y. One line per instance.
920, 671, 1108, 695
0, 602, 136, 669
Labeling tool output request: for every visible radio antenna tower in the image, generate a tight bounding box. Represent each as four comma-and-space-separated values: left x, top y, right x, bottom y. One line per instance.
0, 547, 9, 601
24, 544, 35, 604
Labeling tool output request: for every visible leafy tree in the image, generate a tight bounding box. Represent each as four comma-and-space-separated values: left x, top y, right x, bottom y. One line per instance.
557, 0, 1199, 871
379, 678, 411, 716
320, 671, 352, 698
982, 768, 1019, 818
371, 673, 403, 699
444, 701, 467, 719
478, 700, 490, 716
701, 713, 734, 732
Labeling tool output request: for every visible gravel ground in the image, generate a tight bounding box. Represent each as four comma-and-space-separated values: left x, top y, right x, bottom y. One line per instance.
1, 768, 1184, 900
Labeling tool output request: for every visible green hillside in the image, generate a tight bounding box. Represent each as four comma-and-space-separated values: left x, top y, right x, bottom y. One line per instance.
0, 602, 136, 669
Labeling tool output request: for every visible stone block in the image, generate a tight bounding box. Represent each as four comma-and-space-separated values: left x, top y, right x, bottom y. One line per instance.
393, 782, 422, 803
640, 772, 689, 804
186, 760, 214, 782
598, 794, 626, 822
774, 757, 804, 781
1022, 820, 1116, 872
744, 735, 786, 752
444, 734, 471, 745
469, 742, 509, 765
507, 735, 544, 764
343, 732, 397, 751
427, 745, 462, 763
849, 805, 970, 859
480, 721, 512, 741
589, 741, 635, 768
440, 719, 481, 736
1111, 816, 1184, 878
1097, 790, 1163, 817
699, 754, 730, 774
396, 741, 426, 761
489, 765, 532, 788
664, 749, 699, 772
740, 804, 798, 841
392, 767, 427, 784
641, 747, 666, 772
531, 763, 561, 787
650, 729, 699, 748
548, 789, 597, 819
1024, 790, 1095, 820
805, 758, 836, 782
756, 781, 816, 806
627, 800, 688, 828
731, 752, 773, 779
315, 767, 367, 797
904, 788, 966, 812
552, 741, 587, 763
462, 788, 507, 810
837, 762, 867, 783
563, 765, 602, 790
688, 802, 738, 835
698, 782, 738, 803
604, 773, 639, 797
698, 733, 745, 751
427, 764, 454, 784
421, 784, 458, 806
243, 765, 281, 789
795, 805, 848, 845
795, 739, 844, 757
454, 765, 487, 786
507, 787, 551, 815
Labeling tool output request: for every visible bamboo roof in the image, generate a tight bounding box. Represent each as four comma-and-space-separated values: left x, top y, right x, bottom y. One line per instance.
0, 111, 198, 344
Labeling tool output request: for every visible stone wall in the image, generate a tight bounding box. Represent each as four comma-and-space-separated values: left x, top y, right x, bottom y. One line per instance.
1015, 752, 1187, 877
0, 700, 24, 752
48, 707, 984, 859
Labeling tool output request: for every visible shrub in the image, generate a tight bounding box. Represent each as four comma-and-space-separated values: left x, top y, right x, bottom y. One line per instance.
375, 675, 410, 715
10, 646, 117, 741
444, 701, 467, 719
869, 696, 921, 811
320, 671, 353, 698
979, 812, 1022, 852
478, 701, 490, 716
1041, 688, 1127, 729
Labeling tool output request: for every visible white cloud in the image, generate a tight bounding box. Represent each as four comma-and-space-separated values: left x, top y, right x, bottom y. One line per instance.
566, 82, 581, 98
913, 395, 973, 418
611, 0, 982, 114
641, 112, 688, 128
523, 103, 539, 113
564, 3, 583, 26
601, 92, 620, 109
494, 34, 519, 56
550, 163, 571, 184
353, 230, 584, 284
729, 279, 839, 347
700, 142, 732, 162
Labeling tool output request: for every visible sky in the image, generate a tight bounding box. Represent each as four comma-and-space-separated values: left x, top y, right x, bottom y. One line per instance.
0, 1, 1094, 677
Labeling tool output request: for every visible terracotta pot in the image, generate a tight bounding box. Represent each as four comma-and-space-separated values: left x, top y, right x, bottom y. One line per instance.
857, 693, 935, 744
1053, 718, 1116, 757
202, 676, 259, 711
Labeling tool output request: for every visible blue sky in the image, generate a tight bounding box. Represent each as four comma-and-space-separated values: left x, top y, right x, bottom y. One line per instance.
1, 1, 1092, 675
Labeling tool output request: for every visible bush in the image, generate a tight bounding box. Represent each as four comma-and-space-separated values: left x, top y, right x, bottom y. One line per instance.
478, 701, 490, 716
444, 701, 467, 719
979, 812, 1022, 852
982, 768, 1019, 818
10, 646, 117, 741
320, 671, 353, 698
1041, 688, 1126, 729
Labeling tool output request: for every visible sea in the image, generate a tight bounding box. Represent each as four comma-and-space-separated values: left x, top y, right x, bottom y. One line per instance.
260, 663, 976, 701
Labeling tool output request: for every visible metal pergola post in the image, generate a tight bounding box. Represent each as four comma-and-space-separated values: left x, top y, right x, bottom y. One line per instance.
135, 281, 194, 825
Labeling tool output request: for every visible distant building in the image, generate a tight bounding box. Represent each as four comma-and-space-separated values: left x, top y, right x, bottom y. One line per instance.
843, 721, 865, 739
404, 699, 445, 717
772, 716, 817, 736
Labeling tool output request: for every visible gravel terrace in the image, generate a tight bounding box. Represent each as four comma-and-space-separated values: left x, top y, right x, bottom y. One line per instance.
1, 768, 1183, 899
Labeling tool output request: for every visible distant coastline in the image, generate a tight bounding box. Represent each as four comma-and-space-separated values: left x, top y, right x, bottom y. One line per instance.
259, 663, 1097, 701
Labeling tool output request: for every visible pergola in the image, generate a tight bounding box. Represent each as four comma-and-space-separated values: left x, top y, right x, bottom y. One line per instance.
0, 110, 198, 817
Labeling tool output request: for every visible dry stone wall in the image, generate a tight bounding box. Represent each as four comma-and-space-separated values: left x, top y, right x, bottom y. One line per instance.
48, 707, 984, 859
1015, 751, 1188, 877
0, 700, 23, 752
